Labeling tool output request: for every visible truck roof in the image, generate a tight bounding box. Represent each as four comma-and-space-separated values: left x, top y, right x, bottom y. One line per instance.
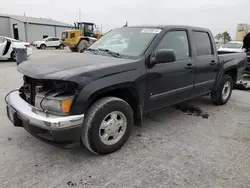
127, 25, 210, 32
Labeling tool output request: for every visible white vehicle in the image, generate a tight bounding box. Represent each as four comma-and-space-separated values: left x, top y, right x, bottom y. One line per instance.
33, 37, 64, 50
0, 36, 32, 60
218, 41, 245, 53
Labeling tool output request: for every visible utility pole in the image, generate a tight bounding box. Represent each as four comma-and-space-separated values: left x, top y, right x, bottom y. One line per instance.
79, 9, 81, 22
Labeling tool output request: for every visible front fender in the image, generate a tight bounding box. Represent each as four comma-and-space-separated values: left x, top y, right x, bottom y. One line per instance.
70, 68, 145, 115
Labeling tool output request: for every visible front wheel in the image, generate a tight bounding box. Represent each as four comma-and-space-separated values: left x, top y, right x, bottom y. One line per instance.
81, 97, 134, 155
77, 40, 90, 53
211, 74, 233, 105
69, 47, 78, 52
40, 44, 46, 50
10, 51, 16, 61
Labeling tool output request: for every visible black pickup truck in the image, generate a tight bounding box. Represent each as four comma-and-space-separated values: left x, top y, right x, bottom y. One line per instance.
6, 25, 247, 155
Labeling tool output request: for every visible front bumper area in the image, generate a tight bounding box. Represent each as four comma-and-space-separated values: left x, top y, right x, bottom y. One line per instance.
6, 91, 84, 148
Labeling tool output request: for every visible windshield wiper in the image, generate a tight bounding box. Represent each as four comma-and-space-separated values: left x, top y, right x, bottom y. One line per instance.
98, 48, 121, 58
85, 48, 99, 54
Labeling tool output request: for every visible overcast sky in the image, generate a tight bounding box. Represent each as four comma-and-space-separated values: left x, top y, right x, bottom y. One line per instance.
1, 0, 249, 39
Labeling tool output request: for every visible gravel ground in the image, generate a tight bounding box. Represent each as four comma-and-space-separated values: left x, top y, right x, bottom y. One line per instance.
1, 49, 250, 188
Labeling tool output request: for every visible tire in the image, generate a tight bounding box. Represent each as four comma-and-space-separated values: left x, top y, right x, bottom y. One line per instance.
59, 44, 64, 50
69, 47, 78, 52
77, 40, 90, 53
10, 51, 16, 61
40, 44, 46, 50
82, 97, 134, 155
211, 74, 233, 105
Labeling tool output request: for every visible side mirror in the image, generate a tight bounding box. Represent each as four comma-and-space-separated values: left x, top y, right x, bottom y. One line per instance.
151, 49, 176, 65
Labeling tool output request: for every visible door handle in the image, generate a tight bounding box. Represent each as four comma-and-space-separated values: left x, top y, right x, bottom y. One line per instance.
185, 64, 194, 69
210, 60, 216, 65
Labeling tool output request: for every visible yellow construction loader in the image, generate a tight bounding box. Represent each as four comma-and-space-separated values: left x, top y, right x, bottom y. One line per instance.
61, 22, 102, 52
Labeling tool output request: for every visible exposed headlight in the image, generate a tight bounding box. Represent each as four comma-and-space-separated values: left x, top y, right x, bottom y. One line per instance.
35, 93, 74, 114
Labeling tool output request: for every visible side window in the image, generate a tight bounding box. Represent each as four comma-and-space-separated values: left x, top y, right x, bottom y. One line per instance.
194, 31, 213, 56
156, 31, 190, 60
70, 33, 75, 38
53, 38, 59, 41
47, 38, 53, 42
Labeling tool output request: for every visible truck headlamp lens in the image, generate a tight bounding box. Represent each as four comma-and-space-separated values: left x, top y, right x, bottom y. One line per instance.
35, 94, 73, 114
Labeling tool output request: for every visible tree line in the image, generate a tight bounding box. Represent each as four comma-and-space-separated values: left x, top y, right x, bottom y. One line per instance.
215, 31, 232, 44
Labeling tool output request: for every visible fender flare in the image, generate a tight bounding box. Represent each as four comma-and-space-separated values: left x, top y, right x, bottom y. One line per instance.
70, 69, 144, 115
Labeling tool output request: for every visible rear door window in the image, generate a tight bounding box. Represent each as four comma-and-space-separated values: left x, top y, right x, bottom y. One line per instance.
194, 31, 213, 56
46, 38, 53, 42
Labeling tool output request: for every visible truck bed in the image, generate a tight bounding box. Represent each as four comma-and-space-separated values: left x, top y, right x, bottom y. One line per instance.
218, 52, 246, 77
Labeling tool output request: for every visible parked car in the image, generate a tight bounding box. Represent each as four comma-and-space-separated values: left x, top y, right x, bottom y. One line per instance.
33, 37, 64, 50
218, 41, 245, 53
0, 36, 32, 60
6, 25, 247, 155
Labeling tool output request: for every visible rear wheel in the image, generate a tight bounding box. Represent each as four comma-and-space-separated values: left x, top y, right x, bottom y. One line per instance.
40, 44, 46, 50
81, 97, 133, 155
211, 74, 233, 105
59, 44, 64, 50
77, 40, 90, 53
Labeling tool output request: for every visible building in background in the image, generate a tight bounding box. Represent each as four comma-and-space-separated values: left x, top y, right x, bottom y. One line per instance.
0, 14, 72, 42
235, 24, 250, 41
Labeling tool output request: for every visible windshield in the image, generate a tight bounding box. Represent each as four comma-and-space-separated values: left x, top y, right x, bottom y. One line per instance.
89, 27, 161, 58
223, 42, 242, 49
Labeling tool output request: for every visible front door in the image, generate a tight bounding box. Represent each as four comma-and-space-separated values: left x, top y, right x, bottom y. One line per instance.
145, 30, 195, 111
0, 37, 7, 57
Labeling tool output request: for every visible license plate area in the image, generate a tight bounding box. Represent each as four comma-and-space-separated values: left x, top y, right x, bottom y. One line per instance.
6, 106, 23, 127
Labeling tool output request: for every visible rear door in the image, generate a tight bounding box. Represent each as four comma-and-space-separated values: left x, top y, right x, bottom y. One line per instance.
45, 38, 54, 47
192, 31, 218, 96
145, 29, 195, 111
53, 38, 60, 46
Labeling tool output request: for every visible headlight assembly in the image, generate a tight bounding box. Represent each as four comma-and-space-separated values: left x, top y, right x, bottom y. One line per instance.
35, 93, 74, 114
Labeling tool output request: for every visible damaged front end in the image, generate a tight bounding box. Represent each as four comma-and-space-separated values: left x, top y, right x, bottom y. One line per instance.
19, 76, 78, 115
6, 76, 84, 147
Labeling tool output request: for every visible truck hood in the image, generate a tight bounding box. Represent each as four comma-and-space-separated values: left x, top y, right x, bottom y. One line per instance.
18, 52, 138, 82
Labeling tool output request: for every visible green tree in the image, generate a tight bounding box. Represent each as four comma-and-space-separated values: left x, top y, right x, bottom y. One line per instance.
215, 33, 222, 42
221, 31, 232, 44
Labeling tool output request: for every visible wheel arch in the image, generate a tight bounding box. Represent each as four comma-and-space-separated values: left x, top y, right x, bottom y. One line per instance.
40, 43, 46, 48
72, 83, 142, 124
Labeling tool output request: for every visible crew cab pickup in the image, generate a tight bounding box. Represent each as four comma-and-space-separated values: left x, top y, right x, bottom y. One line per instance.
6, 25, 247, 155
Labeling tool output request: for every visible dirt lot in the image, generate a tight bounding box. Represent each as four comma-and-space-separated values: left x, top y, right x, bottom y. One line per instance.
1, 49, 250, 188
